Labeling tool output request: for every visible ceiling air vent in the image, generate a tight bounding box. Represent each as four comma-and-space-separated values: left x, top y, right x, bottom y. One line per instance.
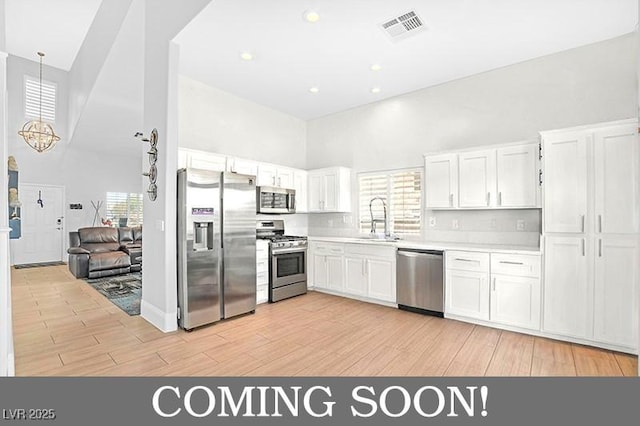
379, 10, 426, 42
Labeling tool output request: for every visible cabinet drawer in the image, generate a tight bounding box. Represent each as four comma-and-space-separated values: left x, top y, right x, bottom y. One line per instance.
257, 259, 269, 274
491, 253, 541, 277
257, 285, 269, 304
312, 243, 345, 256
257, 270, 269, 285
446, 251, 489, 272
257, 240, 269, 257
344, 243, 396, 259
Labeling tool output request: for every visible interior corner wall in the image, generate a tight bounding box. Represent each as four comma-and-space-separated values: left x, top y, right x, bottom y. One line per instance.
306, 33, 637, 172
178, 75, 307, 169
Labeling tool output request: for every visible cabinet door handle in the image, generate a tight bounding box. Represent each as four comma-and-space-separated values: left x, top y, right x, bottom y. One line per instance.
499, 261, 524, 265
278, 177, 282, 187
580, 215, 585, 233
492, 277, 496, 291
486, 192, 491, 206
454, 258, 474, 262
272, 176, 276, 186
582, 238, 585, 256
498, 192, 502, 206
598, 239, 602, 257
598, 215, 602, 233
449, 193, 454, 207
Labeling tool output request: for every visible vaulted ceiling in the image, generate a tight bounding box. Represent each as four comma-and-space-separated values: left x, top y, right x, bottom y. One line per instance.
174, 0, 638, 120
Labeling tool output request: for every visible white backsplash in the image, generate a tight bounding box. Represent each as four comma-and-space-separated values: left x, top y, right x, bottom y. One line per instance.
423, 209, 541, 247
307, 209, 541, 248
257, 213, 309, 236
307, 213, 361, 238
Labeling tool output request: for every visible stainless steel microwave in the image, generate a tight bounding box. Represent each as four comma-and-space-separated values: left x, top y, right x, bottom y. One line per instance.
256, 186, 296, 214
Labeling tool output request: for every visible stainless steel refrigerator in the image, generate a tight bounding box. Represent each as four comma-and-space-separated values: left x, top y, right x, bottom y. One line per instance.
177, 168, 257, 330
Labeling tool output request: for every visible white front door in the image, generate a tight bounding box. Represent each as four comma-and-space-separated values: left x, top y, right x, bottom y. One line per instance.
12, 184, 65, 265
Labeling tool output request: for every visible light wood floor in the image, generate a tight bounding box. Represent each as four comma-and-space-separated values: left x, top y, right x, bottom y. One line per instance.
11, 265, 638, 377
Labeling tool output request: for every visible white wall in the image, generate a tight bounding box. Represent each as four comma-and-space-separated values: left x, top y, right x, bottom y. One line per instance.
141, 0, 212, 332
7, 55, 141, 245
307, 34, 637, 172
306, 34, 636, 243
67, 0, 133, 142
179, 76, 307, 169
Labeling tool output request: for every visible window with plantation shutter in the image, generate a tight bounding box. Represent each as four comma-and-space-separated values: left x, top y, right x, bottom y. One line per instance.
359, 169, 422, 235
106, 192, 144, 227
24, 76, 56, 122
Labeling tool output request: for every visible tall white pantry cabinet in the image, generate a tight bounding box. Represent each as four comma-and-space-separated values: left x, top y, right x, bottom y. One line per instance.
541, 119, 640, 353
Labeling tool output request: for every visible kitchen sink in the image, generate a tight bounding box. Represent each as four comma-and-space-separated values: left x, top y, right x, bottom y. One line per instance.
356, 235, 401, 243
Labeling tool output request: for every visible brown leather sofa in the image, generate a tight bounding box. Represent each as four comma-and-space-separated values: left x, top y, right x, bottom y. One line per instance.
67, 226, 142, 279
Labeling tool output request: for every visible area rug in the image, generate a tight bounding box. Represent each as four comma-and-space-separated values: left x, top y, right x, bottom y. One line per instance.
83, 272, 142, 316
14, 261, 66, 269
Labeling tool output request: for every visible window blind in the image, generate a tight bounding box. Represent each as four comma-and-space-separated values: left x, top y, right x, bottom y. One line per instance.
25, 77, 56, 122
358, 169, 422, 235
106, 192, 143, 227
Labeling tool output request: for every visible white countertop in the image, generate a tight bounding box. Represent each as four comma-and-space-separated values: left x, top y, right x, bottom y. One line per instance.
307, 236, 542, 255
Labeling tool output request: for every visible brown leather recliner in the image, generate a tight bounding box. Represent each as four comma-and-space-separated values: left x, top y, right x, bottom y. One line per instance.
67, 226, 141, 279
118, 226, 142, 272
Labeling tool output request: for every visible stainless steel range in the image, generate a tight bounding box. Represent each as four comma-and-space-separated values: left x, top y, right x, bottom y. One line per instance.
256, 220, 307, 302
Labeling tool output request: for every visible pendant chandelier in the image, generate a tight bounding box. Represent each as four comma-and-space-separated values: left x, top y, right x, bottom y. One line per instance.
18, 52, 60, 153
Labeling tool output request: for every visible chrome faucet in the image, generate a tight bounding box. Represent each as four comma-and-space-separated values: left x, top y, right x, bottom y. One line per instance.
369, 197, 389, 237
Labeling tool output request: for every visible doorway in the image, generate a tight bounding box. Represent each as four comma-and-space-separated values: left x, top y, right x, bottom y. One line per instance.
11, 183, 65, 265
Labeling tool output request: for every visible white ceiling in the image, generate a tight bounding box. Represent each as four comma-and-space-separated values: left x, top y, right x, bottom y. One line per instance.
5, 0, 103, 70
174, 0, 638, 120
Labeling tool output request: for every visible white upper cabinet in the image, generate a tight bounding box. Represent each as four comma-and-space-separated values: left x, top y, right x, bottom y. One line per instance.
496, 143, 540, 208
458, 150, 496, 208
257, 164, 295, 188
426, 143, 539, 210
425, 154, 458, 208
307, 167, 351, 213
293, 170, 308, 213
181, 149, 228, 172
228, 157, 259, 177
542, 130, 589, 233
593, 124, 640, 234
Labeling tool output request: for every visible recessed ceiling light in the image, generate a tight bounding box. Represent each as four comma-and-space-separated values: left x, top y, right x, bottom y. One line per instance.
370, 64, 382, 71
304, 10, 320, 23
309, 87, 320, 94
371, 87, 381, 94
240, 52, 254, 61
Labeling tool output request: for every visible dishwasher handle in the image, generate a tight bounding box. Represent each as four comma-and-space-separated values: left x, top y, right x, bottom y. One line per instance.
397, 248, 444, 257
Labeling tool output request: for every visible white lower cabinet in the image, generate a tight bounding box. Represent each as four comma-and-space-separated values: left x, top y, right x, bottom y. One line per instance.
309, 241, 395, 304
490, 253, 541, 330
344, 256, 367, 297
543, 234, 639, 351
490, 275, 540, 330
310, 242, 344, 292
543, 236, 591, 339
256, 240, 270, 304
344, 244, 396, 303
445, 251, 490, 320
446, 269, 490, 320
593, 236, 639, 349
367, 258, 396, 303
446, 250, 541, 331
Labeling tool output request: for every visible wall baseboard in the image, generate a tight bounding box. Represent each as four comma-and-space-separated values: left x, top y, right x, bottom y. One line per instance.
140, 300, 178, 333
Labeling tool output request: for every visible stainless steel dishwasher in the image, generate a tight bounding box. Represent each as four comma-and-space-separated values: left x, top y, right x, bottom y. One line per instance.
396, 248, 444, 317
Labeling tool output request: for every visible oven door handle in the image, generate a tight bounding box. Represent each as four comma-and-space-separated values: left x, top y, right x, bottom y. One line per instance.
271, 247, 308, 255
